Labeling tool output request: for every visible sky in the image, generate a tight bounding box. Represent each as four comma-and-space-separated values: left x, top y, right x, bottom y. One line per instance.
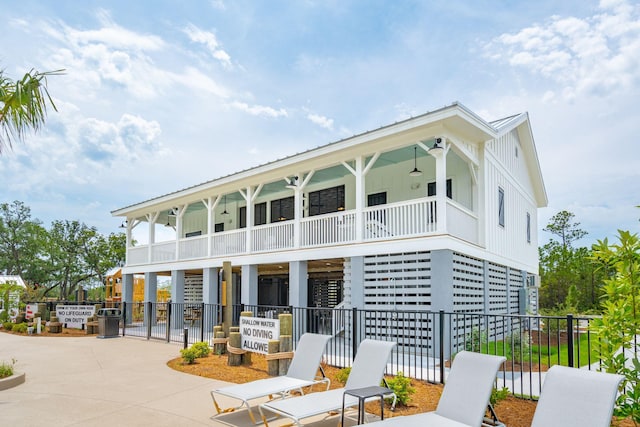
1, 0, 639, 247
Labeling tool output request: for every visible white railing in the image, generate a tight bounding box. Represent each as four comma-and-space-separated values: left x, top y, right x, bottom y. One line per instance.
363, 198, 437, 241
128, 246, 148, 266
126, 196, 479, 265
179, 235, 207, 260
252, 221, 294, 252
446, 200, 478, 243
300, 211, 356, 247
211, 229, 246, 256
151, 241, 176, 263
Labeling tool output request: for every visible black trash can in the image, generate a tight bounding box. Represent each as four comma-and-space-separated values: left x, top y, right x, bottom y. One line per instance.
97, 308, 121, 338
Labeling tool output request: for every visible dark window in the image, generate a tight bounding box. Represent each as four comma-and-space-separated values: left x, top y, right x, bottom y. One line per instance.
255, 202, 267, 225
427, 179, 452, 198
498, 187, 505, 227
214, 222, 224, 233
271, 197, 294, 222
239, 203, 267, 227
185, 231, 202, 238
526, 212, 531, 243
308, 185, 345, 216
367, 192, 387, 207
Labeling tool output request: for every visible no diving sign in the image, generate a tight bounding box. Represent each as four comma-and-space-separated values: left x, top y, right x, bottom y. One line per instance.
239, 316, 280, 354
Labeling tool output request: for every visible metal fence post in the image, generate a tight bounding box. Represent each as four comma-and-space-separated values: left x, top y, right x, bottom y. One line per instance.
166, 302, 172, 342
439, 310, 445, 384
146, 301, 152, 340
183, 327, 188, 349
566, 314, 574, 367
122, 301, 127, 337
352, 307, 358, 361
201, 302, 205, 343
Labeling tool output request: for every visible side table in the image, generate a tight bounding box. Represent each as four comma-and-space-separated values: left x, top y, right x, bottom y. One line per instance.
341, 385, 394, 425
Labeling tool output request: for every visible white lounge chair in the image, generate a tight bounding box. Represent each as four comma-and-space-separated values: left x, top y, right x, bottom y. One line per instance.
363, 351, 506, 427
259, 339, 397, 426
210, 333, 331, 424
531, 365, 623, 427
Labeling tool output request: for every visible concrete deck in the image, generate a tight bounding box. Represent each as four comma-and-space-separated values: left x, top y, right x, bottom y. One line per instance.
0, 334, 363, 426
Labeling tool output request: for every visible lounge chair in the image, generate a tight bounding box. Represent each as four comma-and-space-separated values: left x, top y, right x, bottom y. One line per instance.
530, 365, 623, 427
210, 332, 331, 424
363, 351, 506, 427
259, 339, 397, 426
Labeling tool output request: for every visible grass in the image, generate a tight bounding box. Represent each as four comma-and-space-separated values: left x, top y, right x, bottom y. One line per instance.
482, 333, 599, 368
0, 359, 16, 379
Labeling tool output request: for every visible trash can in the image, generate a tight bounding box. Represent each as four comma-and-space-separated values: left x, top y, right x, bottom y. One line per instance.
97, 308, 121, 338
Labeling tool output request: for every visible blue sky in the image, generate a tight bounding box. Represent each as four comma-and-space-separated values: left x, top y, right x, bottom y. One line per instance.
1, 0, 638, 247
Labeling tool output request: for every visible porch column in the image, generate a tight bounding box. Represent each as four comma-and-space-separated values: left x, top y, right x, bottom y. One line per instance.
289, 261, 308, 308
241, 264, 258, 306
171, 270, 185, 329
243, 187, 254, 253
203, 267, 218, 305
146, 212, 159, 264
174, 205, 186, 259
354, 157, 364, 242
348, 256, 365, 309
432, 140, 448, 233
430, 249, 454, 358
122, 273, 134, 324
144, 272, 158, 327
293, 188, 302, 248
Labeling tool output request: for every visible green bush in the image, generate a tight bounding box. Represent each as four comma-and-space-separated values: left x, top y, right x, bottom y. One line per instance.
3, 321, 14, 331
490, 387, 509, 406
465, 326, 486, 352
12, 323, 28, 334
180, 347, 198, 364
507, 329, 530, 362
385, 371, 415, 406
0, 359, 16, 379
335, 367, 351, 385
191, 342, 211, 358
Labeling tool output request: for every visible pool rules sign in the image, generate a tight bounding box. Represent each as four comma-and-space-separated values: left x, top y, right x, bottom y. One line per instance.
240, 316, 280, 354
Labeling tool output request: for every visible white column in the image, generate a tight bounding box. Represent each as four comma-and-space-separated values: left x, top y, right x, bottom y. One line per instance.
355, 156, 364, 242
171, 270, 185, 329
241, 264, 258, 305
144, 272, 158, 303
203, 267, 218, 305
289, 260, 308, 308
433, 141, 448, 234
244, 187, 254, 253
293, 188, 302, 248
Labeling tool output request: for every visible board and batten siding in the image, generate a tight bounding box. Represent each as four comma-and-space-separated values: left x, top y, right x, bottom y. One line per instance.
484, 130, 539, 273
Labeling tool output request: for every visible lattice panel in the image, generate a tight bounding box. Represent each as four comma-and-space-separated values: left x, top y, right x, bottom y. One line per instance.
452, 253, 484, 313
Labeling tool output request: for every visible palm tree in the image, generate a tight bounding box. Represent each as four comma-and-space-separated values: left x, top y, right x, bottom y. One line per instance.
0, 68, 63, 155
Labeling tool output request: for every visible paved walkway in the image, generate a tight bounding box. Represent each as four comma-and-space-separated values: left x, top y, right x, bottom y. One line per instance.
0, 334, 359, 427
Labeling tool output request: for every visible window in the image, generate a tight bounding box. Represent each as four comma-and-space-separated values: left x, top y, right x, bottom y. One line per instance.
308, 185, 345, 216
239, 202, 267, 228
367, 192, 387, 207
427, 179, 452, 198
498, 187, 505, 227
271, 196, 294, 222
214, 222, 224, 233
526, 212, 531, 243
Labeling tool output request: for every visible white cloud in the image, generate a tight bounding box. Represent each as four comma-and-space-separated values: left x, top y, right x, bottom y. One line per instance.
230, 101, 288, 118
484, 0, 640, 99
307, 113, 334, 130
184, 23, 232, 69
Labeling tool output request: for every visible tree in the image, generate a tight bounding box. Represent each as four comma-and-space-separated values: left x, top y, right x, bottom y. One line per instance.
0, 200, 48, 284
591, 230, 640, 424
0, 68, 62, 154
539, 210, 603, 310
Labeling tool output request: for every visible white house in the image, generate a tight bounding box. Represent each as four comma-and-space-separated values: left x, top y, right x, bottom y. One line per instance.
112, 102, 547, 320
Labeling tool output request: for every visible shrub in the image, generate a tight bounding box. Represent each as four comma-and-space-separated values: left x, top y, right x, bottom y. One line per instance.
180, 347, 198, 365
12, 323, 28, 334
335, 367, 351, 385
490, 387, 509, 406
0, 359, 16, 379
3, 321, 13, 331
385, 371, 415, 406
465, 326, 486, 352
191, 342, 211, 358
507, 329, 530, 362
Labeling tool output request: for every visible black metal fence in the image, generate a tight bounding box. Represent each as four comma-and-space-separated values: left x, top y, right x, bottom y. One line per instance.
29, 301, 616, 399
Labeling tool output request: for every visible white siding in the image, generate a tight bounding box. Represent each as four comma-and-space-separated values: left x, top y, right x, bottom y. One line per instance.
485, 130, 539, 272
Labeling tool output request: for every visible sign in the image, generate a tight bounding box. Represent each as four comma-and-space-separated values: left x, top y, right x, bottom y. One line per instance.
25, 303, 38, 319
56, 305, 96, 329
240, 316, 280, 354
